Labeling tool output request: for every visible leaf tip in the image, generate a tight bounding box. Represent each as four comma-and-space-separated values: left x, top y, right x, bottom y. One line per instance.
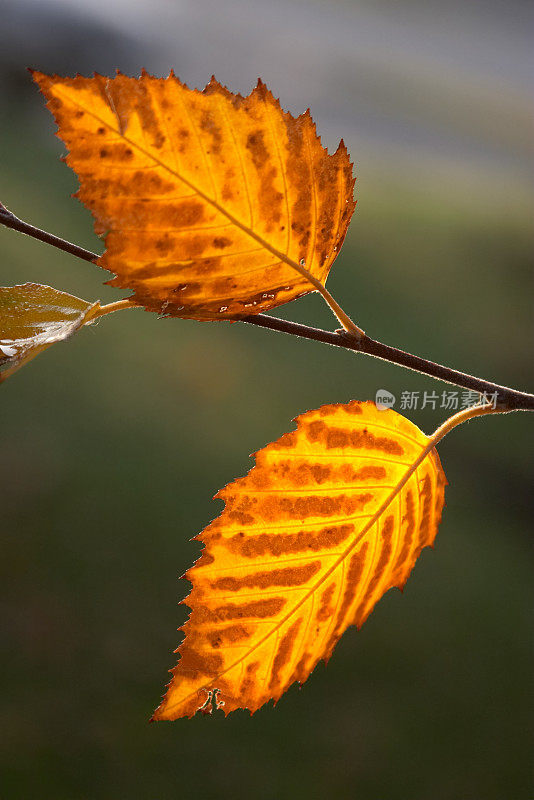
29, 68, 48, 89
253, 77, 271, 101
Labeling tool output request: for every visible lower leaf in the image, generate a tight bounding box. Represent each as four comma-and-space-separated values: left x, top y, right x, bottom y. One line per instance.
153, 399, 447, 720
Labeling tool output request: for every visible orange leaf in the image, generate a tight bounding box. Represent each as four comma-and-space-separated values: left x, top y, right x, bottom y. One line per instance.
32, 71, 356, 321
153, 400, 447, 720
0, 283, 98, 383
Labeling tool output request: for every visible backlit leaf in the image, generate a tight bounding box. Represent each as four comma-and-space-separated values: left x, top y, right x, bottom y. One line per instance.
32, 71, 356, 320
0, 283, 98, 382
153, 400, 447, 720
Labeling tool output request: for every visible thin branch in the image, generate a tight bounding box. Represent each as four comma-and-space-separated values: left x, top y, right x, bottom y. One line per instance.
239, 314, 534, 412
1, 204, 533, 411
0, 202, 97, 264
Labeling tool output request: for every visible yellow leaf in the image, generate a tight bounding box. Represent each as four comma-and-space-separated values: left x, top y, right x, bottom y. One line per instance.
153, 400, 447, 720
0, 283, 98, 383
32, 71, 356, 321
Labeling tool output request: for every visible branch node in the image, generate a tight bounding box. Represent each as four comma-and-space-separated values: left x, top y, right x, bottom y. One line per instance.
335, 328, 364, 348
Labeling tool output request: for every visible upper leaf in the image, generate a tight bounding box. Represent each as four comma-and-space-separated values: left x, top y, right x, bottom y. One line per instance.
0, 283, 97, 382
153, 400, 447, 720
32, 71, 356, 320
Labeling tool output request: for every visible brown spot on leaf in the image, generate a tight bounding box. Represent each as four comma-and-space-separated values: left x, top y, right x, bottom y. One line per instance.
155, 235, 172, 254
343, 401, 363, 415
212, 561, 320, 592
417, 474, 434, 547
158, 200, 204, 228
227, 511, 255, 526
195, 550, 215, 568
176, 645, 223, 678
323, 543, 368, 658
256, 492, 373, 522
354, 515, 394, 626
194, 597, 286, 624
264, 461, 387, 489
213, 236, 232, 249
269, 619, 302, 689
106, 76, 166, 147
228, 522, 354, 558
200, 111, 222, 155
246, 130, 269, 169
207, 624, 249, 648
393, 489, 416, 579
317, 582, 336, 622
305, 421, 404, 455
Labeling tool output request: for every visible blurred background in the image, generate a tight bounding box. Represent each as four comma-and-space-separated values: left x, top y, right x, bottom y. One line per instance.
1, 0, 533, 797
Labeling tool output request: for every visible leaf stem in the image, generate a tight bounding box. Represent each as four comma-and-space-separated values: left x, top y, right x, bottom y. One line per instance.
90, 299, 140, 319
308, 280, 365, 338
429, 402, 508, 442
279, 257, 364, 337
1, 205, 532, 412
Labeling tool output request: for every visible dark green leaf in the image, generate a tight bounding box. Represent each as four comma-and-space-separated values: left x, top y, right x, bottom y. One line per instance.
0, 283, 98, 382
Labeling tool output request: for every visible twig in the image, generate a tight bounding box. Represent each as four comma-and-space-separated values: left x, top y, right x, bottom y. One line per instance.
1, 204, 533, 412
0, 202, 97, 264
238, 314, 534, 411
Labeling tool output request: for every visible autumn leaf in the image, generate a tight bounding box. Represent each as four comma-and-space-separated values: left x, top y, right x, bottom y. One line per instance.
0, 283, 98, 383
32, 71, 356, 322
153, 400, 447, 720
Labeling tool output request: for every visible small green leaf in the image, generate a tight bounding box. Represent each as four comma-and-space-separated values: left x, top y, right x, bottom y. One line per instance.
0, 283, 99, 383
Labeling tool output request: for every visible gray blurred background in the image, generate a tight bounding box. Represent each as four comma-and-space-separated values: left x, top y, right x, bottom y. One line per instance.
1, 0, 533, 798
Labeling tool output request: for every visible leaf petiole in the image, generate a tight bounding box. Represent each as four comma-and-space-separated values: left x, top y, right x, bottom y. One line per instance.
296, 265, 364, 338
88, 298, 139, 321
429, 402, 508, 443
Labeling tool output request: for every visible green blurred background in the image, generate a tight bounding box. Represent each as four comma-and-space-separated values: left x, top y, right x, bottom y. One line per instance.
1, 1, 533, 798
